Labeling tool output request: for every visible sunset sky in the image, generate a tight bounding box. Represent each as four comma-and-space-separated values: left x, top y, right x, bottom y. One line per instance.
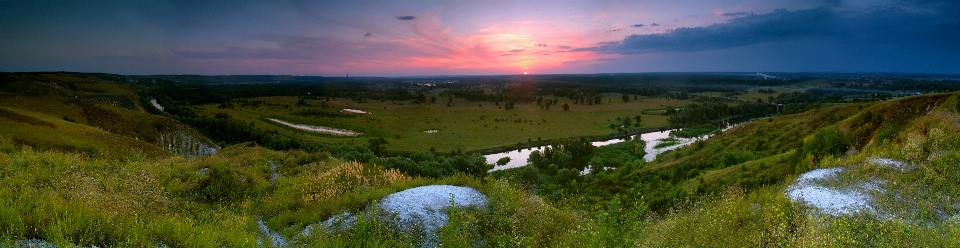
1, 0, 958, 76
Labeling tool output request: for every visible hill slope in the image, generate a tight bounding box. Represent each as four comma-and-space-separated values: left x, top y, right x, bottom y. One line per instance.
0, 72, 218, 158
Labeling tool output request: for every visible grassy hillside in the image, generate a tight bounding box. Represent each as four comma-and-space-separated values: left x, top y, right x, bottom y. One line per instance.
0, 106, 170, 159
2, 72, 959, 246
492, 92, 960, 223
0, 73, 218, 158
2, 88, 958, 246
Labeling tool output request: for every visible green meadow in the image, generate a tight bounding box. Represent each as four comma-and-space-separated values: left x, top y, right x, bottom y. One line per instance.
194, 94, 693, 152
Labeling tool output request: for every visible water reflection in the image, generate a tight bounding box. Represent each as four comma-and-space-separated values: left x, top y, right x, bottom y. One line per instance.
485, 119, 749, 172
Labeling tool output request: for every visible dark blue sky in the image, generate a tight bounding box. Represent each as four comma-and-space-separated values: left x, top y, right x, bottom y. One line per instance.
1, 0, 958, 76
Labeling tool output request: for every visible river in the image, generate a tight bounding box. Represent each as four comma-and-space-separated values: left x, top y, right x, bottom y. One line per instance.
150, 98, 164, 111
485, 118, 750, 172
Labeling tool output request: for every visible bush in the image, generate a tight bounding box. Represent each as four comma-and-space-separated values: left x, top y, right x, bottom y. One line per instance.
200, 167, 261, 203
520, 166, 540, 184
721, 149, 756, 167
874, 122, 898, 144
803, 127, 849, 164
555, 168, 579, 183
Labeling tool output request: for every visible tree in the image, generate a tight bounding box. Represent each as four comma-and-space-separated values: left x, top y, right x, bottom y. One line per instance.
431, 96, 436, 103
520, 166, 539, 184
552, 149, 573, 168
589, 156, 605, 174
562, 103, 570, 111
367, 137, 388, 156
622, 93, 630, 102
529, 150, 549, 168
632, 139, 647, 157
555, 168, 578, 183
504, 101, 515, 110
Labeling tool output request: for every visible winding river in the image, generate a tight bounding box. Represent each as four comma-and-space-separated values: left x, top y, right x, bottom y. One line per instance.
485, 119, 749, 172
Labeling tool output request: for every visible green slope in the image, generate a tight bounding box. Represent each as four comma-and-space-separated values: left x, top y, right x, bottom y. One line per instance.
0, 72, 218, 158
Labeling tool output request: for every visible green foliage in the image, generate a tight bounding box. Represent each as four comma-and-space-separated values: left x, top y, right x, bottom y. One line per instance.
653, 137, 680, 149
495, 156, 510, 166
874, 122, 898, 144
589, 156, 605, 173
529, 138, 595, 171
668, 100, 772, 127
720, 149, 757, 167
377, 152, 492, 178
671, 124, 718, 138
803, 127, 849, 164
555, 168, 579, 183
367, 137, 388, 156
520, 166, 540, 184
190, 162, 269, 204
0, 144, 257, 247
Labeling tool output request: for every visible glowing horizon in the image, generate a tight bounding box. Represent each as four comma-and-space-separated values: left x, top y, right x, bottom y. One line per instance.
1, 1, 958, 76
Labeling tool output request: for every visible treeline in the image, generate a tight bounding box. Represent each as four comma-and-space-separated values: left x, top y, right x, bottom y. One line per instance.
666, 100, 774, 127
376, 152, 491, 178
147, 78, 419, 106
446, 89, 538, 104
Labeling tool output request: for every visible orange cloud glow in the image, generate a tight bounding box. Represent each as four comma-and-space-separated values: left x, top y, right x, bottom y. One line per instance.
353, 19, 617, 74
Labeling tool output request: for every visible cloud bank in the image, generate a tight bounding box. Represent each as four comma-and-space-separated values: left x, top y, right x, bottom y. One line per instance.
580, 2, 960, 56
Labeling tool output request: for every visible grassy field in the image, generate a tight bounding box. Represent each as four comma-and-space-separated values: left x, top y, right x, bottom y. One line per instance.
194, 95, 693, 152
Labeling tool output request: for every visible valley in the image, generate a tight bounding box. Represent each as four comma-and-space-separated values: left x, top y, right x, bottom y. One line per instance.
1, 72, 959, 247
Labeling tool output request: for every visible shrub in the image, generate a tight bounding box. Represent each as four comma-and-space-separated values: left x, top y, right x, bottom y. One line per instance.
874, 122, 898, 144
192, 163, 268, 203
803, 127, 849, 164
555, 168, 579, 183
520, 166, 540, 184
721, 149, 757, 167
